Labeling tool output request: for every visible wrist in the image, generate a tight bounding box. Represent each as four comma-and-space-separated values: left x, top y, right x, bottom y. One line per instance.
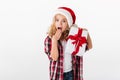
52, 36, 58, 41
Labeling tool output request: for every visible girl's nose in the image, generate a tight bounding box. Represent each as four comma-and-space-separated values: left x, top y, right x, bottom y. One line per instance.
59, 21, 62, 25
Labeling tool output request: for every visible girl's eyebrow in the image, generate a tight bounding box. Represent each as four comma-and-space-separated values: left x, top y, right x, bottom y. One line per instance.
62, 18, 67, 20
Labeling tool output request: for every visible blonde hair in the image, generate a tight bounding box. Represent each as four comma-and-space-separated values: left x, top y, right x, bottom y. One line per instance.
47, 15, 70, 40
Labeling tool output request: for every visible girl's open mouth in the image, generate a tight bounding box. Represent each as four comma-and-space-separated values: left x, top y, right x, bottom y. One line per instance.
57, 27, 62, 30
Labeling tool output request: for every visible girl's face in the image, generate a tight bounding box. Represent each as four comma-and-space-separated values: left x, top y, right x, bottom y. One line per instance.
55, 14, 68, 32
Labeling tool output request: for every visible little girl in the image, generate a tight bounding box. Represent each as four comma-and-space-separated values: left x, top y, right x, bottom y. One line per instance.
44, 7, 92, 80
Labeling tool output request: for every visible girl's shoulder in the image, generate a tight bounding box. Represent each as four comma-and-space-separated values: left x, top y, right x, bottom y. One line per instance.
44, 35, 51, 42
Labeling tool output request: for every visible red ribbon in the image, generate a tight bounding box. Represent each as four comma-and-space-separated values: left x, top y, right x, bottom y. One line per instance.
67, 28, 87, 55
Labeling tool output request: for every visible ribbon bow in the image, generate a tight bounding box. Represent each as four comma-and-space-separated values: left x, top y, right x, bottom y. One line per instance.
67, 28, 87, 55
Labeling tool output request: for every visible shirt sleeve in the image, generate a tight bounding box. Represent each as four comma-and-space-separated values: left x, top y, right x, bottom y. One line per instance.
44, 36, 52, 60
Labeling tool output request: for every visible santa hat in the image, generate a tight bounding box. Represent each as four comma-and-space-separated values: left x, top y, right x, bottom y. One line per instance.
53, 7, 76, 27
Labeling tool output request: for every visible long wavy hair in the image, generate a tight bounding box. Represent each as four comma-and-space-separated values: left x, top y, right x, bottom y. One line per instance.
47, 15, 70, 40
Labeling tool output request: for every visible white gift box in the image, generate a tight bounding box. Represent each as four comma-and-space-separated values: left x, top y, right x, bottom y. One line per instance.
65, 26, 88, 56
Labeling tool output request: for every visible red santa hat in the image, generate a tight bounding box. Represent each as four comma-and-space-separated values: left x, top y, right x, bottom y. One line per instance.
53, 7, 76, 27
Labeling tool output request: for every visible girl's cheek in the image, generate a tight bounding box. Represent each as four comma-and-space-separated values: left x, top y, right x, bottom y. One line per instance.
62, 28, 66, 32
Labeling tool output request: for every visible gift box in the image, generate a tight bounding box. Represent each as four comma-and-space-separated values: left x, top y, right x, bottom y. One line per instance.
65, 26, 88, 56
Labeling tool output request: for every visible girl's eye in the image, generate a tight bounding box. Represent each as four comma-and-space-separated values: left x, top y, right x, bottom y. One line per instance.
62, 20, 66, 23
55, 19, 59, 22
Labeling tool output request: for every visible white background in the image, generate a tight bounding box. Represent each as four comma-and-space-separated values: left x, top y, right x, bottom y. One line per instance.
0, 0, 120, 80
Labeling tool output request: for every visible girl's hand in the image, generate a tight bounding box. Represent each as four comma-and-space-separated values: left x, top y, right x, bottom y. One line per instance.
53, 27, 62, 40
50, 27, 62, 61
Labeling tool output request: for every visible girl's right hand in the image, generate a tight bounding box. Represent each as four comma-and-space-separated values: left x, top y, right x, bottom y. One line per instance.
53, 28, 62, 40
50, 27, 62, 61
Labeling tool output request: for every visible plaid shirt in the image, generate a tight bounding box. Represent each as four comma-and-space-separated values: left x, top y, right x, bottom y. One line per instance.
44, 36, 84, 80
